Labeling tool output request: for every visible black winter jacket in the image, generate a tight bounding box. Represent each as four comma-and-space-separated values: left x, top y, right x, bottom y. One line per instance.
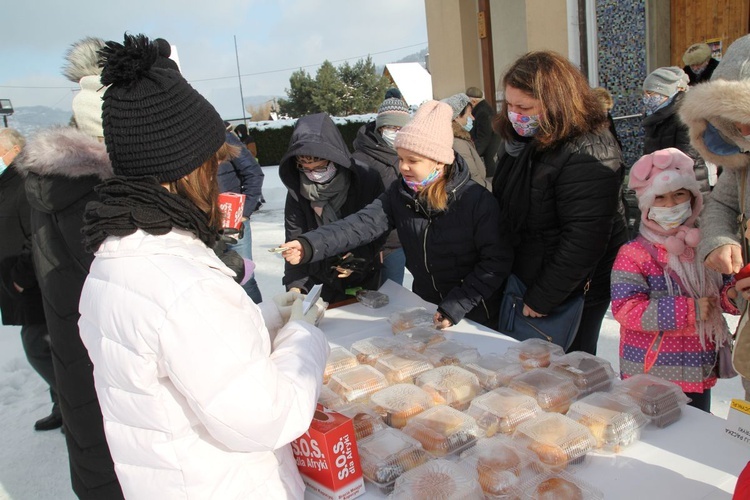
299, 154, 513, 326
684, 58, 719, 86
493, 130, 628, 314
279, 113, 386, 303
642, 92, 710, 193
0, 165, 45, 325
17, 127, 123, 499
217, 131, 264, 216
471, 99, 501, 177
352, 121, 402, 254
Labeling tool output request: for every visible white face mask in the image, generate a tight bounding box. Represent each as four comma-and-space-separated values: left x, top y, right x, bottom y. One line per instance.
301, 162, 337, 184
648, 200, 692, 230
381, 129, 398, 148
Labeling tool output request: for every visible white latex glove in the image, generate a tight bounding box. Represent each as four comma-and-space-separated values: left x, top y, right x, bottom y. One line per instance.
289, 297, 327, 326
272, 291, 304, 323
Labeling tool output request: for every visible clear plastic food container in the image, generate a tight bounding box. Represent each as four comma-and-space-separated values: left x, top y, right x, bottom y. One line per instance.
390, 459, 483, 500
415, 365, 482, 410
373, 350, 434, 384
317, 385, 345, 410
517, 469, 604, 499
507, 368, 579, 413
457, 435, 543, 499
423, 340, 480, 367
466, 387, 543, 436
566, 392, 648, 453
611, 374, 690, 428
462, 353, 525, 390
370, 383, 434, 428
355, 289, 389, 308
401, 405, 481, 457
504, 339, 565, 370
549, 351, 616, 396
350, 336, 425, 365
513, 413, 596, 470
358, 427, 432, 493
389, 307, 436, 333
333, 402, 387, 440
322, 346, 359, 384
326, 364, 390, 403
396, 325, 447, 349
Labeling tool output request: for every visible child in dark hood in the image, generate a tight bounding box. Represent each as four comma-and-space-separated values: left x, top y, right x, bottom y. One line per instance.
281, 101, 512, 328
278, 113, 386, 304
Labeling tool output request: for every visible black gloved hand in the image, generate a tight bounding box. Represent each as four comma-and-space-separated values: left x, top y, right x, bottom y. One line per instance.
331, 252, 369, 278
218, 249, 246, 284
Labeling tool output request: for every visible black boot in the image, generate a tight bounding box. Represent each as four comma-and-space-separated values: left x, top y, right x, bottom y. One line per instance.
34, 412, 63, 431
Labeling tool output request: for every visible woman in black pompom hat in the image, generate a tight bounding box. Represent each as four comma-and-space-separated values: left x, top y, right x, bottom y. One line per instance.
78, 33, 330, 499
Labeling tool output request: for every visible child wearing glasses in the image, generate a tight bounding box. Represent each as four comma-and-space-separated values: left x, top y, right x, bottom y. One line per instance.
278, 113, 386, 304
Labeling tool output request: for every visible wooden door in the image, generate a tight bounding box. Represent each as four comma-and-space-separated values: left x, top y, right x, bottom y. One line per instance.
670, 0, 750, 66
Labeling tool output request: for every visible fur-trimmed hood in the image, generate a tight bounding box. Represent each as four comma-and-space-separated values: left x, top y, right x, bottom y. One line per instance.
17, 127, 112, 179
17, 127, 113, 214
679, 80, 750, 169
451, 120, 472, 141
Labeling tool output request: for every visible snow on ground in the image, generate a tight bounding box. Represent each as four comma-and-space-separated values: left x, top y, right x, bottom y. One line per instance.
0, 165, 744, 499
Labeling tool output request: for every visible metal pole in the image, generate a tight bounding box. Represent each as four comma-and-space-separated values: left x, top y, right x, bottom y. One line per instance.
2, 116, 7, 128
234, 35, 247, 127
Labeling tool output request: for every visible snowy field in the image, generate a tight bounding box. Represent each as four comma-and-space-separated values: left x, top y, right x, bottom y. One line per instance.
0, 165, 745, 499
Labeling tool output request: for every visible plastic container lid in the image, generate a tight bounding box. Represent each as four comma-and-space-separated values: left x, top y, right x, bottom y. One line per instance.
397, 325, 447, 349
423, 340, 480, 367
370, 384, 434, 428
549, 351, 616, 396
358, 427, 432, 493
504, 339, 565, 370
401, 405, 482, 457
317, 385, 346, 410
373, 350, 434, 384
466, 387, 543, 436
513, 413, 597, 470
389, 307, 436, 333
326, 364, 390, 403
457, 435, 544, 499
323, 346, 359, 384
350, 336, 402, 365
462, 353, 525, 390
333, 402, 387, 440
415, 365, 482, 409
517, 469, 604, 500
507, 368, 579, 413
566, 392, 648, 453
611, 374, 691, 428
390, 459, 483, 500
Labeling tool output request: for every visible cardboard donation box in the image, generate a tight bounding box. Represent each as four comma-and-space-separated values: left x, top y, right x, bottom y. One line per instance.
218, 192, 246, 230
292, 404, 365, 500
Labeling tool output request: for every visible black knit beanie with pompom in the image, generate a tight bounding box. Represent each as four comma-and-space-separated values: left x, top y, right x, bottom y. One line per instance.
98, 33, 225, 182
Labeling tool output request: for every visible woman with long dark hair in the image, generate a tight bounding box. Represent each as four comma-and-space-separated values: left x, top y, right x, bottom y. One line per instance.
493, 51, 628, 354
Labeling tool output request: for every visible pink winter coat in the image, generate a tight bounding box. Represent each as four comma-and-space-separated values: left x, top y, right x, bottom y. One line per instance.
610, 239, 738, 393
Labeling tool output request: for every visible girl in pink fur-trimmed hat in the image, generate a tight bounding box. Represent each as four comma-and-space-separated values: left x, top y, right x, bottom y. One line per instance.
610, 148, 739, 412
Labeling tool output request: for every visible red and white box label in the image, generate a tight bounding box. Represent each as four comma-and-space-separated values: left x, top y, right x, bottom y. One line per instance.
218, 192, 246, 230
292, 404, 365, 500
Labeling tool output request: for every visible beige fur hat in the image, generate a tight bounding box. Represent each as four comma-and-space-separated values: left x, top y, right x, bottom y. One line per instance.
683, 43, 712, 66
394, 100, 455, 164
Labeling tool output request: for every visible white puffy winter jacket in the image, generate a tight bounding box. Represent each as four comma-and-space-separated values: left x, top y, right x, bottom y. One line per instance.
79, 229, 329, 499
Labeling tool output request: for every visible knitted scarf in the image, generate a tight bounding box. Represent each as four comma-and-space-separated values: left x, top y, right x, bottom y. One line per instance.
299, 167, 351, 226
83, 176, 218, 252
639, 224, 729, 349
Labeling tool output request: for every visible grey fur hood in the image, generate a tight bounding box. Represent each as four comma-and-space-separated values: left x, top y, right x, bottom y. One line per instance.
17, 127, 113, 179
679, 79, 750, 169
62, 37, 104, 83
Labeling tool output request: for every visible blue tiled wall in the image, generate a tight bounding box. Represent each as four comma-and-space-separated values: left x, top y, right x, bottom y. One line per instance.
596, 0, 647, 169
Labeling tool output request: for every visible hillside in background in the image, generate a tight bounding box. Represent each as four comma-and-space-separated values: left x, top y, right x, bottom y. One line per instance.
5, 106, 72, 137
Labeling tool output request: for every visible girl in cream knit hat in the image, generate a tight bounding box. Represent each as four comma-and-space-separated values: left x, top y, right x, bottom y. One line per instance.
282, 100, 513, 328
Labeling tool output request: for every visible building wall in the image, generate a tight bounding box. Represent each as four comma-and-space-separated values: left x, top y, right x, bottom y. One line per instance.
488, 0, 528, 103
425, 0, 482, 99
525, 0, 570, 53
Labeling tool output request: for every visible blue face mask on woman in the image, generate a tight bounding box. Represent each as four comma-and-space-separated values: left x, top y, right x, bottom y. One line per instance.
0, 152, 9, 176
702, 122, 741, 156
643, 94, 668, 116
462, 116, 474, 133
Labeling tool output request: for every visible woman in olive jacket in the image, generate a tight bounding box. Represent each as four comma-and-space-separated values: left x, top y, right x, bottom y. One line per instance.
493, 51, 628, 355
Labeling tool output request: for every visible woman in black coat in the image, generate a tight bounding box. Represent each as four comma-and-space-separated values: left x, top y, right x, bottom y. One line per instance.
282, 101, 513, 328
493, 51, 628, 355
278, 113, 386, 304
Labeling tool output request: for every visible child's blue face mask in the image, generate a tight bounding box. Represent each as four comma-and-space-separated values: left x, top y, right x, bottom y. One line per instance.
703, 122, 741, 156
